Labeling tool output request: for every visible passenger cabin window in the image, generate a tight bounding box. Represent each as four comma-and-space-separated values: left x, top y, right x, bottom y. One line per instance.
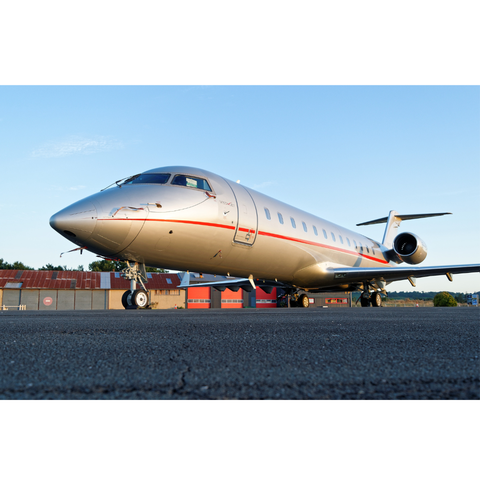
302, 222, 307, 233
123, 173, 171, 185
359, 242, 364, 253
366, 246, 370, 254
323, 229, 328, 239
354, 240, 358, 249
346, 238, 351, 247
331, 232, 336, 242
171, 175, 212, 191
313, 226, 318, 236
278, 213, 284, 224
291, 217, 296, 228
339, 235, 344, 244
265, 208, 271, 220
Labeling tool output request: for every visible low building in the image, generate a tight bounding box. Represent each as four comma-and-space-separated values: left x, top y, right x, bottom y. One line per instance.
0, 270, 185, 310
1, 270, 352, 310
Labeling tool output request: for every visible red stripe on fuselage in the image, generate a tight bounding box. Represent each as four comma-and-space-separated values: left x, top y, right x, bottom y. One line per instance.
99, 217, 236, 230
257, 230, 389, 264
97, 217, 388, 265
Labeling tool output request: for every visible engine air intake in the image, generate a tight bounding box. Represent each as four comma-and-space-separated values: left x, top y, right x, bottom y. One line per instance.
393, 232, 427, 265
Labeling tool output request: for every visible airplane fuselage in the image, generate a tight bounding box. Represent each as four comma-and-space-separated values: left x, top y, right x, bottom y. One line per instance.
50, 166, 391, 290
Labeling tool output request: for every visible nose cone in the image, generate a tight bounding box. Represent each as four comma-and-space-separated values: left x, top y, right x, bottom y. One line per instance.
50, 200, 98, 243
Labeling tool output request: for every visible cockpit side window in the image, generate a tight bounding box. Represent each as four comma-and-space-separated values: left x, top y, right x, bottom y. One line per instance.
123, 173, 171, 185
171, 175, 212, 192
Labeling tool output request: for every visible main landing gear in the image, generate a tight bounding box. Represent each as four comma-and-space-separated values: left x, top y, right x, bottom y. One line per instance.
358, 284, 384, 307
288, 292, 310, 308
120, 261, 150, 309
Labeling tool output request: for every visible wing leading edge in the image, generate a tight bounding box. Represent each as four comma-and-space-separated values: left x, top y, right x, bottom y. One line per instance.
328, 264, 480, 287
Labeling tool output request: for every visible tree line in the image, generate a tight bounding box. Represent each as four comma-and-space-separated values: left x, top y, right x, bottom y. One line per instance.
379, 290, 478, 304
0, 258, 167, 273
353, 290, 479, 305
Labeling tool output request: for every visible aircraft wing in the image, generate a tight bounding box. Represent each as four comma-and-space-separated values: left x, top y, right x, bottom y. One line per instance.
179, 273, 287, 292
179, 264, 480, 292
329, 264, 480, 285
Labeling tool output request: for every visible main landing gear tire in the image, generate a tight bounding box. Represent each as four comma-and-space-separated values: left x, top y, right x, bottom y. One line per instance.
122, 289, 149, 309
360, 296, 371, 307
371, 292, 382, 307
298, 294, 310, 308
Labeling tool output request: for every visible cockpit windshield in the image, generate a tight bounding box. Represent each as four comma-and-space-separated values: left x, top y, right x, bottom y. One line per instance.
171, 175, 212, 192
122, 173, 171, 185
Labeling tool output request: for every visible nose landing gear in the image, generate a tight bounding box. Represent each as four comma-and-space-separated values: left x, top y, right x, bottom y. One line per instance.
120, 261, 150, 309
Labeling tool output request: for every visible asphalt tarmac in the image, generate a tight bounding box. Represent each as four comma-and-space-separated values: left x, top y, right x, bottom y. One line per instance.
0, 307, 478, 399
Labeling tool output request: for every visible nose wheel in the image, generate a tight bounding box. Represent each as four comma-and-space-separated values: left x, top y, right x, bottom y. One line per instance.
120, 261, 151, 309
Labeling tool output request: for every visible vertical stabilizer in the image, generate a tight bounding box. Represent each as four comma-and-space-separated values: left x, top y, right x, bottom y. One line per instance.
382, 210, 403, 249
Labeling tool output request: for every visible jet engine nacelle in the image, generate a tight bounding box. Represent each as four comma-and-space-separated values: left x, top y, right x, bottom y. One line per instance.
392, 232, 428, 265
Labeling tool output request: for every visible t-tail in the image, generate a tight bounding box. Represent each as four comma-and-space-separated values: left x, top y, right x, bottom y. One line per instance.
357, 210, 452, 265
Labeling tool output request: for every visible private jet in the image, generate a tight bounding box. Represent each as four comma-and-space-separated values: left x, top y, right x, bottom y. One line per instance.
49, 166, 480, 308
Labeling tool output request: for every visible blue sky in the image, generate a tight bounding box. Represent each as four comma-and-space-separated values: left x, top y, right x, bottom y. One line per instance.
1, 86, 479, 292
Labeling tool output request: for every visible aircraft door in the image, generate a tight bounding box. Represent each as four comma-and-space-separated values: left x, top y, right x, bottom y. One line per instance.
230, 183, 258, 246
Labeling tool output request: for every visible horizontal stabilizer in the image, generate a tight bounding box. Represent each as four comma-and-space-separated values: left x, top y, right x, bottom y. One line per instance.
357, 212, 451, 226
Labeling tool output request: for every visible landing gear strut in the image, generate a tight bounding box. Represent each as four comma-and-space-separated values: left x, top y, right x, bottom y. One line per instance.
120, 261, 150, 309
